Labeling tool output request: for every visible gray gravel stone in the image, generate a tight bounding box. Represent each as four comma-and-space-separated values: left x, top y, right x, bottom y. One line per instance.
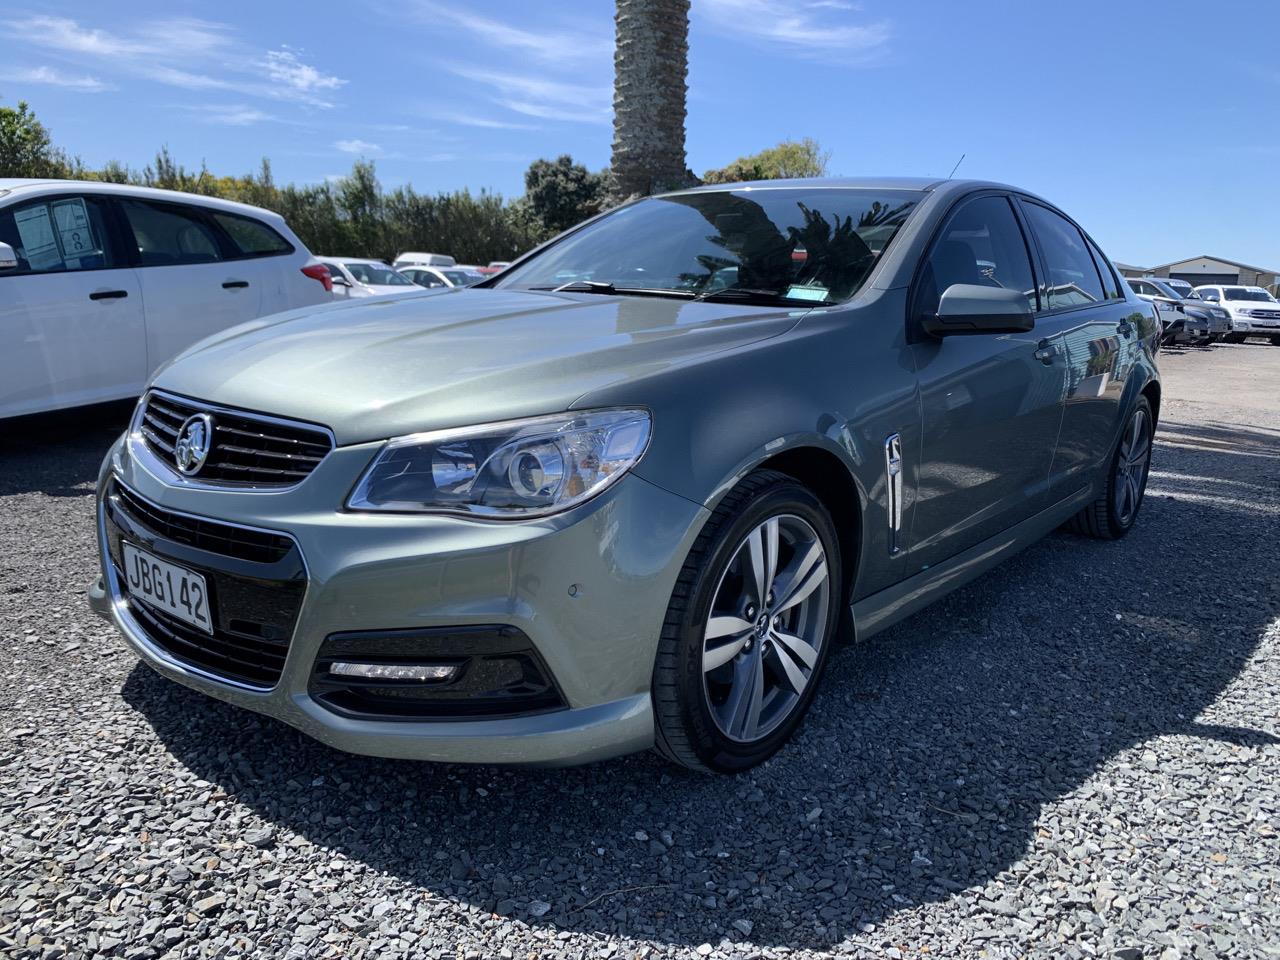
2, 348, 1278, 960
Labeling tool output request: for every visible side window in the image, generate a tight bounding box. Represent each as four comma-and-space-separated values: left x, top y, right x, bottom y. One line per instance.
1126, 279, 1144, 296
1086, 239, 1122, 300
1022, 202, 1105, 309
917, 195, 1038, 316
211, 212, 293, 258
0, 196, 117, 275
118, 200, 223, 267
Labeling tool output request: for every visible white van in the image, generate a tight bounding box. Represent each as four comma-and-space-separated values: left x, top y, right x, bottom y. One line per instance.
0, 179, 332, 419
392, 251, 455, 269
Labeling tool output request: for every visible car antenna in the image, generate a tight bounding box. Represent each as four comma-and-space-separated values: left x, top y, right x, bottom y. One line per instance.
947, 153, 966, 180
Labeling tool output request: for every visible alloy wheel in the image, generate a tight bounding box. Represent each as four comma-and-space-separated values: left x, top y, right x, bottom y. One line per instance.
1114, 406, 1152, 526
701, 514, 831, 743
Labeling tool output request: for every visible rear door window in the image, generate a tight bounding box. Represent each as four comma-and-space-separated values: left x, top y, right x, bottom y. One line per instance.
1021, 202, 1106, 309
0, 195, 118, 274
1086, 239, 1123, 300
211, 212, 293, 257
917, 194, 1038, 316
118, 200, 223, 267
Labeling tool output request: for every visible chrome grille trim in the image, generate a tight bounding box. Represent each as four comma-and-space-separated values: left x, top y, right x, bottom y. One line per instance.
137, 390, 335, 490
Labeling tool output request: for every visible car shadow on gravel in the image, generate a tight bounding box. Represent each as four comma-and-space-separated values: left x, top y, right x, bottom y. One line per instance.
0, 401, 132, 497
121, 429, 1280, 952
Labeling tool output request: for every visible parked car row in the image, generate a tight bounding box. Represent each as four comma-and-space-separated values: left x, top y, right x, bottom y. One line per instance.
1125, 275, 1280, 347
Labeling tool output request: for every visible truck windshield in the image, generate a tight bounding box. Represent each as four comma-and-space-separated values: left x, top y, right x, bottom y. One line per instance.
496, 188, 920, 306
1223, 287, 1277, 302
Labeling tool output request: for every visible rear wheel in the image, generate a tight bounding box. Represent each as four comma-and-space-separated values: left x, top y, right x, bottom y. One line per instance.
1066, 397, 1153, 540
652, 470, 841, 773
1270, 336, 1280, 346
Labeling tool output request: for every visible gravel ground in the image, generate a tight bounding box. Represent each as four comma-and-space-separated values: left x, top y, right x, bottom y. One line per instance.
2, 343, 1278, 960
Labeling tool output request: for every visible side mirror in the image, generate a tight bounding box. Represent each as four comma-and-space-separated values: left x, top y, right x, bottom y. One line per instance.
922, 284, 1035, 336
0, 241, 17, 270
331, 275, 351, 287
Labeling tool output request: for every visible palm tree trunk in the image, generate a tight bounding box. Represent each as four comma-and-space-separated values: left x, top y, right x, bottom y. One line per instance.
611, 0, 692, 200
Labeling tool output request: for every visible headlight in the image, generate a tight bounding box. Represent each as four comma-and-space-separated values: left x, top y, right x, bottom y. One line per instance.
347, 409, 651, 517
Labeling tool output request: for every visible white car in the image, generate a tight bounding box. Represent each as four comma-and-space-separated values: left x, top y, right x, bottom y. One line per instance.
1194, 285, 1280, 345
397, 265, 483, 289
317, 258, 419, 298
0, 179, 331, 419
391, 251, 455, 269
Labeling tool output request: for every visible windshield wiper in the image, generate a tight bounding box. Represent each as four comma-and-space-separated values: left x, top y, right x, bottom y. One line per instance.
692, 285, 828, 306
528, 280, 696, 300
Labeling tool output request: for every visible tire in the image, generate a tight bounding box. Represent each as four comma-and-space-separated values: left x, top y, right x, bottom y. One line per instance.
1066, 396, 1154, 541
1225, 333, 1245, 344
1270, 336, 1280, 347
652, 470, 842, 773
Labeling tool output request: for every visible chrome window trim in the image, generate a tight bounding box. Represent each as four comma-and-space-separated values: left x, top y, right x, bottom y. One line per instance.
132, 388, 336, 492
98, 478, 310, 693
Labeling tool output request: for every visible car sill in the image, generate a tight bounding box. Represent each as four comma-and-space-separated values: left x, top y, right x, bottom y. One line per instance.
852, 483, 1094, 641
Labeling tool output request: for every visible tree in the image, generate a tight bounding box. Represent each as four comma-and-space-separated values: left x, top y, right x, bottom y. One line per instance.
610, 0, 693, 200
523, 155, 605, 236
0, 100, 72, 178
702, 138, 831, 185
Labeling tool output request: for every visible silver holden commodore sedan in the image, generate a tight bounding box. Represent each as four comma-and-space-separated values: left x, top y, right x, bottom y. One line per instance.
89, 178, 1160, 773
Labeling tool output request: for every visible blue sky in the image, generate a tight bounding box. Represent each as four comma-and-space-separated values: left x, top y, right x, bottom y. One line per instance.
2, 0, 1277, 268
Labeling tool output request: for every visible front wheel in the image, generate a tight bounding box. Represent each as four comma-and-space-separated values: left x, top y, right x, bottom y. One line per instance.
652, 470, 842, 773
1066, 397, 1154, 540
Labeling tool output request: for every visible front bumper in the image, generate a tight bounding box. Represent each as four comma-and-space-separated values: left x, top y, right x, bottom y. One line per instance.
89, 431, 708, 765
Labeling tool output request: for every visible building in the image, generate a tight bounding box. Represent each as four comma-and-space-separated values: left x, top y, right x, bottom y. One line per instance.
1146, 255, 1278, 291
1112, 262, 1149, 279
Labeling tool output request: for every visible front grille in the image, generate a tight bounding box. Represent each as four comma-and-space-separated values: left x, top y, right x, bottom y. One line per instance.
1249, 309, 1280, 320
105, 481, 305, 689
113, 483, 292, 564
141, 392, 333, 487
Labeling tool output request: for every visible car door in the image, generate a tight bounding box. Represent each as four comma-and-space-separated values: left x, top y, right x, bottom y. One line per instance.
907, 193, 1066, 569
1016, 199, 1136, 496
115, 198, 262, 372
0, 193, 146, 418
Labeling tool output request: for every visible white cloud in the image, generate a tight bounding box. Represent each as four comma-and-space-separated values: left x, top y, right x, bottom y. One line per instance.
405, 2, 610, 64
11, 16, 230, 59
264, 49, 345, 95
335, 139, 384, 156
697, 0, 890, 55
1, 16, 345, 108
425, 111, 537, 131
0, 66, 110, 92
447, 66, 610, 124
200, 104, 276, 126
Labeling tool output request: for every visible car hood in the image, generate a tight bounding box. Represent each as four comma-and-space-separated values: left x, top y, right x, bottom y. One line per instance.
153, 288, 808, 445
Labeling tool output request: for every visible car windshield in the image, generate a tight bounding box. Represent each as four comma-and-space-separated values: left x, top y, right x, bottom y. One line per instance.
1223, 287, 1277, 302
495, 188, 920, 305
1164, 280, 1193, 297
345, 262, 413, 285
1148, 280, 1181, 299
443, 270, 481, 285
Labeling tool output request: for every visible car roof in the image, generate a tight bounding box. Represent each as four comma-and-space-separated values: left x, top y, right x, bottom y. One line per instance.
0, 178, 287, 222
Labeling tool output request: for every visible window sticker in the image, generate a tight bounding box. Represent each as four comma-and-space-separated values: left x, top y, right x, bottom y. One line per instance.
52, 198, 102, 266
785, 284, 830, 302
14, 205, 61, 271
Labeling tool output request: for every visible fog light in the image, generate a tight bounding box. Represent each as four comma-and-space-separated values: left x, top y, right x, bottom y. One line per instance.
329, 662, 457, 681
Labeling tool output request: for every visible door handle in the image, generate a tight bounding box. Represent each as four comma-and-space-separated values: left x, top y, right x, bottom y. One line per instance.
1034, 339, 1057, 364
89, 289, 128, 301
222, 280, 250, 289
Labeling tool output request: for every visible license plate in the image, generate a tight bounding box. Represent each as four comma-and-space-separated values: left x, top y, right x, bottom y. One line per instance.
121, 542, 212, 635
